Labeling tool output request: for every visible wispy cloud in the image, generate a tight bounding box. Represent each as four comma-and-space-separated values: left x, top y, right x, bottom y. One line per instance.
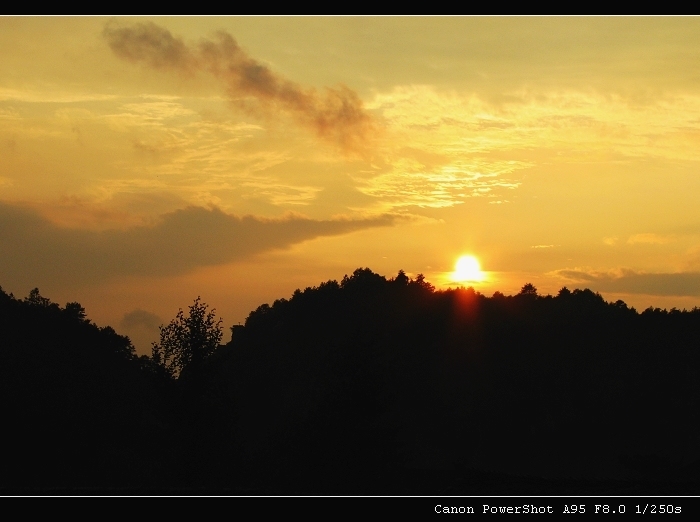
355, 159, 523, 210
103, 21, 373, 152
0, 87, 119, 104
554, 267, 700, 296
627, 233, 675, 245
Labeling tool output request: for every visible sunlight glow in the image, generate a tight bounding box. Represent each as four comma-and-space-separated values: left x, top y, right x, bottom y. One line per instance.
452, 255, 486, 282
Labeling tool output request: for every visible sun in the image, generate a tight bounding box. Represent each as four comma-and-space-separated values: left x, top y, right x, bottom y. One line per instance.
452, 255, 486, 282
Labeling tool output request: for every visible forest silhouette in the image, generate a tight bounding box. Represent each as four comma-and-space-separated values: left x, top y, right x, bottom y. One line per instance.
2, 268, 700, 494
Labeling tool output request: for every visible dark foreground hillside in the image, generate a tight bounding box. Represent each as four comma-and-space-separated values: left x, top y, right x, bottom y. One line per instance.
0, 287, 179, 490
199, 269, 700, 493
2, 270, 700, 494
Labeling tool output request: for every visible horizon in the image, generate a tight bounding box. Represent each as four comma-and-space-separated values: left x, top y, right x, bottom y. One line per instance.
3, 17, 700, 354
4, 267, 695, 352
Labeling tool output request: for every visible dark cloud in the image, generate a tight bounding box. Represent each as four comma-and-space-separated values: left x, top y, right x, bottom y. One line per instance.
119, 309, 164, 356
103, 22, 372, 151
120, 309, 163, 331
557, 268, 700, 297
103, 21, 193, 71
0, 202, 395, 287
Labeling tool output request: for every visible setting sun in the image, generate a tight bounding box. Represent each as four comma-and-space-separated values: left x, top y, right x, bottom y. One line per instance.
453, 255, 486, 283
4, 16, 700, 495
3, 17, 700, 351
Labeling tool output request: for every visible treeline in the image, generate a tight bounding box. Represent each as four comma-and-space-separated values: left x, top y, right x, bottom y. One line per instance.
2, 269, 700, 494
0, 286, 179, 490
213, 269, 700, 491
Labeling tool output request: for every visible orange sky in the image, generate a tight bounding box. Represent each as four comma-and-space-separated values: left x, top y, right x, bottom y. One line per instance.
3, 17, 700, 354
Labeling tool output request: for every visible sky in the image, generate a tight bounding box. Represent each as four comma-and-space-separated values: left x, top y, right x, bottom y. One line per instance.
3, 16, 700, 354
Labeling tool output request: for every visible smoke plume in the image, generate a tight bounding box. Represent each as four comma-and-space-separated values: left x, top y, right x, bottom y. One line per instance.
104, 22, 373, 151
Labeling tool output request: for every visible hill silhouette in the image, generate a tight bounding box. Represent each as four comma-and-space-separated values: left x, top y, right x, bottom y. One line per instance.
0, 287, 178, 491
2, 269, 700, 494
195, 268, 700, 493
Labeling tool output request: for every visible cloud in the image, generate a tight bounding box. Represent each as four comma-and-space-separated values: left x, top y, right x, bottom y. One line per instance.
119, 308, 164, 356
554, 268, 700, 297
355, 160, 524, 210
103, 21, 372, 151
0, 202, 395, 287
627, 233, 674, 245
120, 309, 163, 331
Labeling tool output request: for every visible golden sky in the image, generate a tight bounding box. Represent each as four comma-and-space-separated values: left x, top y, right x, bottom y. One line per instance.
3, 17, 700, 353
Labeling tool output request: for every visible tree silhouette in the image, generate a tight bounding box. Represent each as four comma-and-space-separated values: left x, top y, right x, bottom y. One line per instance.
25, 288, 54, 308
412, 273, 435, 292
151, 297, 223, 378
519, 283, 538, 296
393, 269, 409, 286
